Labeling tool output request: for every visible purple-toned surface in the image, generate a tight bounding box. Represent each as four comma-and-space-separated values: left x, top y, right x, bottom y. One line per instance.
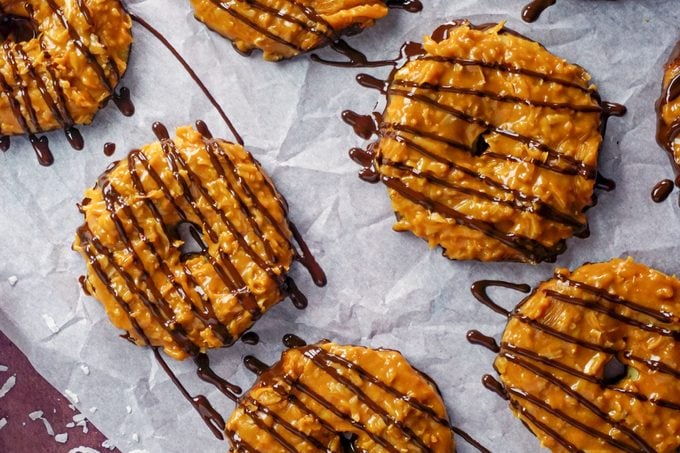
0, 329, 119, 453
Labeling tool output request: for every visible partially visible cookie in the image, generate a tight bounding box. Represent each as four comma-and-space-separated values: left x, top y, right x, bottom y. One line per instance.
495, 258, 679, 452
656, 40, 680, 178
74, 123, 319, 360
189, 0, 391, 61
359, 21, 623, 263
227, 340, 455, 452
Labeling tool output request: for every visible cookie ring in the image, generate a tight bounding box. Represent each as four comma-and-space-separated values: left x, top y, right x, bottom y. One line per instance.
189, 0, 416, 61
73, 122, 324, 360
228, 337, 455, 452
0, 0, 132, 162
473, 258, 680, 452
347, 21, 624, 263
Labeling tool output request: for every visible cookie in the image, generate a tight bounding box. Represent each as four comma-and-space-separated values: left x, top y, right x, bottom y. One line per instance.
73, 122, 324, 360
0, 0, 132, 162
349, 21, 624, 263
228, 338, 455, 452
492, 258, 679, 452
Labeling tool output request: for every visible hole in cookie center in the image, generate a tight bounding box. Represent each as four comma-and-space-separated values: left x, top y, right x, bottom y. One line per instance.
602, 355, 628, 386
473, 132, 490, 156
339, 432, 359, 453
173, 221, 207, 260
0, 15, 37, 43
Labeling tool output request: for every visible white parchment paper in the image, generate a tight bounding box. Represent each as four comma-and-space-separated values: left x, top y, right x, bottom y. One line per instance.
1, 0, 679, 451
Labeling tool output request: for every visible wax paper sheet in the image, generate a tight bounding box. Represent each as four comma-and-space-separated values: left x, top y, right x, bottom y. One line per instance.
1, 0, 679, 452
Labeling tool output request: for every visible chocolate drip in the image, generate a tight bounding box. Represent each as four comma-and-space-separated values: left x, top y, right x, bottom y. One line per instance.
386, 0, 423, 13
282, 333, 307, 348
345, 24, 624, 263
311, 39, 396, 68
103, 142, 116, 156
195, 353, 242, 400
112, 87, 134, 117
130, 15, 242, 145
470, 280, 531, 317
153, 348, 227, 440
521, 0, 556, 22
243, 355, 269, 375
652, 179, 675, 203
0, 135, 9, 151
241, 332, 260, 345
466, 330, 500, 353
470, 276, 680, 451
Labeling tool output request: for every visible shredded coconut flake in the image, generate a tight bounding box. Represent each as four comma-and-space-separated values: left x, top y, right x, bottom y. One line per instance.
125, 406, 132, 414
89, 407, 97, 414
55, 433, 68, 444
132, 433, 139, 443
42, 314, 60, 333
0, 365, 8, 372
80, 364, 90, 376
28, 411, 43, 421
101, 439, 115, 450
7, 276, 17, 286
68, 448, 100, 453
0, 418, 7, 430
0, 374, 16, 398
64, 389, 79, 405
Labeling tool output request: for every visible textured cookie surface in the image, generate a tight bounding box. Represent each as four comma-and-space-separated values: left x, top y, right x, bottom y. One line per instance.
0, 0, 131, 135
657, 40, 680, 174
227, 341, 455, 452
496, 258, 680, 452
373, 21, 612, 263
190, 0, 389, 61
74, 124, 296, 360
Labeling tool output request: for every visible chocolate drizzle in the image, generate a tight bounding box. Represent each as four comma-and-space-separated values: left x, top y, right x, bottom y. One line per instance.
344, 21, 625, 263
0, 1, 130, 164
654, 40, 680, 204
468, 273, 680, 451
130, 14, 242, 145
232, 335, 491, 453
521, 0, 557, 22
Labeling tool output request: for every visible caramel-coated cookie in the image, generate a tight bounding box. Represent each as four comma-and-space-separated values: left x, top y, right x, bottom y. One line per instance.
74, 123, 321, 360
0, 0, 131, 149
190, 0, 397, 61
494, 258, 679, 452
359, 21, 624, 263
227, 340, 455, 452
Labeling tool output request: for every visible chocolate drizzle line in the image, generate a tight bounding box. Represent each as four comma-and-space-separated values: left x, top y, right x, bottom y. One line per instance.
468, 275, 679, 451
654, 40, 680, 204
130, 14, 242, 145
233, 335, 491, 453
77, 121, 325, 437
204, 0, 421, 67
344, 21, 625, 263
521, 0, 557, 23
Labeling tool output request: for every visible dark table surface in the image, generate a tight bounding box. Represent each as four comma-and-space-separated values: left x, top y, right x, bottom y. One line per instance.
0, 329, 119, 453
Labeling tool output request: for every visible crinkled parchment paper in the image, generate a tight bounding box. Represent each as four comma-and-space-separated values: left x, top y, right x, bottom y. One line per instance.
1, 0, 679, 451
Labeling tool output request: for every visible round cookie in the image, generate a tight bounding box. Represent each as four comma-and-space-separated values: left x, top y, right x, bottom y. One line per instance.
367, 21, 622, 263
0, 0, 132, 141
228, 340, 455, 452
74, 123, 305, 361
189, 0, 391, 61
495, 258, 679, 452
656, 40, 680, 179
